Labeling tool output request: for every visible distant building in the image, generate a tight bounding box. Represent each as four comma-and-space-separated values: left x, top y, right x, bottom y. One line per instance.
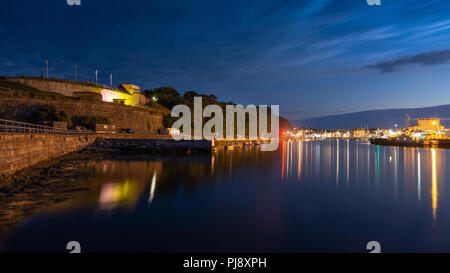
407, 118, 447, 139
351, 128, 367, 138
407, 118, 445, 132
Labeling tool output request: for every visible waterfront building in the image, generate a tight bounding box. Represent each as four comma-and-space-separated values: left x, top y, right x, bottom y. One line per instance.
407, 118, 447, 139
351, 128, 367, 138
408, 118, 445, 132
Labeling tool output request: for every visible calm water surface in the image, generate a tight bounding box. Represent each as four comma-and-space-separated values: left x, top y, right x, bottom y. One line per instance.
2, 140, 450, 252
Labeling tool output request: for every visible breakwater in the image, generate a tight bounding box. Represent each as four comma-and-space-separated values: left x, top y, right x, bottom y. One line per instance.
93, 138, 212, 155
370, 138, 450, 148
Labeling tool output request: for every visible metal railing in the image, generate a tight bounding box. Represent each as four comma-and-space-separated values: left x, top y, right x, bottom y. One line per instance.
0, 119, 94, 135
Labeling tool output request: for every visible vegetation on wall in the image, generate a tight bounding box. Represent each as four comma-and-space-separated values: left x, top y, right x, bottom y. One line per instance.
145, 101, 171, 116
74, 115, 110, 130
27, 104, 73, 128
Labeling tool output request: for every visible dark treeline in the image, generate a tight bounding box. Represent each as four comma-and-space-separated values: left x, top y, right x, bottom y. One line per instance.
142, 87, 292, 136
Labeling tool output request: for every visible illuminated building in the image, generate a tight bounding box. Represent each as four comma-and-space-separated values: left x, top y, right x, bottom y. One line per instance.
408, 118, 445, 132
119, 83, 141, 94
6, 77, 148, 107
406, 118, 447, 139
350, 128, 367, 138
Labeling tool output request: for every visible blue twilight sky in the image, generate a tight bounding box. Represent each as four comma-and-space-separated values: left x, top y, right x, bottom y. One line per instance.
1, 0, 450, 120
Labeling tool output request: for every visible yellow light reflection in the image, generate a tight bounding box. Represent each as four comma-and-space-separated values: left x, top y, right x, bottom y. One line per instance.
417, 152, 421, 201
431, 148, 438, 224
281, 141, 285, 180
298, 141, 302, 181
286, 141, 291, 178
346, 140, 349, 186
99, 180, 132, 210
336, 139, 339, 185
211, 152, 215, 177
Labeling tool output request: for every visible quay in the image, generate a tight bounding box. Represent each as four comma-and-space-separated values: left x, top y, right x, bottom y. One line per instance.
0, 118, 273, 176
0, 118, 211, 176
370, 138, 450, 149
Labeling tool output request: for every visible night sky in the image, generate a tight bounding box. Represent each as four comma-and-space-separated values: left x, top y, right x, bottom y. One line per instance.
2, 0, 450, 120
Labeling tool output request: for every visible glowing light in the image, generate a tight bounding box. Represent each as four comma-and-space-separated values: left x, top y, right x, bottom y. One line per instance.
101, 88, 134, 105
99, 180, 132, 209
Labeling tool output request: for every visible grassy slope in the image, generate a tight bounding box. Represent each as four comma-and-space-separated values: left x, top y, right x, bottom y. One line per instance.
0, 79, 169, 115
0, 79, 73, 100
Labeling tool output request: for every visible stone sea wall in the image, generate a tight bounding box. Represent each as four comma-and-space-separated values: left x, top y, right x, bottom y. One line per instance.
0, 133, 97, 175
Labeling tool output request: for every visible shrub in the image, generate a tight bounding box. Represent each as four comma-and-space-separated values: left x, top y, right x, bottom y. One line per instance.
27, 104, 73, 128
75, 115, 110, 130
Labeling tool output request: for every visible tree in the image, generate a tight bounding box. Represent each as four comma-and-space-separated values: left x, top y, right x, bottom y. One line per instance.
142, 89, 154, 98
183, 91, 198, 100
152, 86, 180, 98
27, 104, 73, 128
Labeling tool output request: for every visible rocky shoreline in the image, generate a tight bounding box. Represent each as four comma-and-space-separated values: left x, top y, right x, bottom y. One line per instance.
0, 139, 212, 243
0, 150, 102, 239
91, 138, 212, 155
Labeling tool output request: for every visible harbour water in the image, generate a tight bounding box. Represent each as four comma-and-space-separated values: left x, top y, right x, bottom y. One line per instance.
1, 140, 449, 252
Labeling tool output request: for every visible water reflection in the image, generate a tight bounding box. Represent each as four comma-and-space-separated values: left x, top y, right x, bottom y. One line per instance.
432, 148, 438, 224
280, 140, 447, 224
2, 140, 450, 252
148, 172, 157, 206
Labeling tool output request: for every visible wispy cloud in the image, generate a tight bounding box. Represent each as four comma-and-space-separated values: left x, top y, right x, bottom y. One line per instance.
367, 48, 450, 72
